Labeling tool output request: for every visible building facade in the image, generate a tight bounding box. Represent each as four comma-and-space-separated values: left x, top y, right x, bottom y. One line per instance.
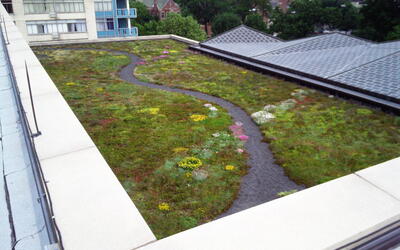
138, 0, 180, 20
1, 0, 137, 42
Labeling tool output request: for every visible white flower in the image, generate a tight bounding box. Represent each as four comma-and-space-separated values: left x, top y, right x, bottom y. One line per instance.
209, 106, 218, 111
251, 111, 275, 125
204, 103, 213, 107
235, 121, 243, 126
212, 133, 220, 137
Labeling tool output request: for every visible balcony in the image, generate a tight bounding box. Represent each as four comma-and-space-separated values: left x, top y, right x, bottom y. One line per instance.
116, 8, 136, 18
95, 8, 137, 18
97, 27, 138, 38
95, 10, 113, 18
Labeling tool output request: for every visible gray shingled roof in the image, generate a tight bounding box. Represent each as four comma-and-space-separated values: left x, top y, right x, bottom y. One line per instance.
200, 25, 400, 102
137, 0, 170, 9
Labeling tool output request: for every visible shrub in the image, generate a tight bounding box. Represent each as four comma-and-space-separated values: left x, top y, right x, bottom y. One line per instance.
158, 13, 207, 41
244, 13, 267, 32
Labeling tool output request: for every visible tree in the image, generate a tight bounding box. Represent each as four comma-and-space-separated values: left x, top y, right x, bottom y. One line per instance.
269, 0, 324, 39
158, 13, 207, 41
234, 0, 272, 21
140, 20, 161, 35
175, 0, 229, 33
386, 25, 400, 41
354, 0, 400, 41
129, 0, 157, 25
212, 12, 242, 35
244, 13, 267, 31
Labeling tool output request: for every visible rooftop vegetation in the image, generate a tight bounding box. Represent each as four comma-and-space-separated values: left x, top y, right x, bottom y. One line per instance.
35, 39, 400, 238
34, 48, 248, 239
57, 39, 400, 187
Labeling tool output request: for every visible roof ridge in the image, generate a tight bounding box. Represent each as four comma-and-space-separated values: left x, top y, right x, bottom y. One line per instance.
327, 50, 400, 79
252, 34, 328, 57
201, 24, 281, 44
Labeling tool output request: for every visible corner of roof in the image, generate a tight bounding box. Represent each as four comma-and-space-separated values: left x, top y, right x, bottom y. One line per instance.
200, 25, 244, 44
200, 24, 282, 44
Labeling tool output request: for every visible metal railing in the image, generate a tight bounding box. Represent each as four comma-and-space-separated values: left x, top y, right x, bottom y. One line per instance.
116, 8, 136, 17
97, 27, 138, 38
0, 14, 63, 250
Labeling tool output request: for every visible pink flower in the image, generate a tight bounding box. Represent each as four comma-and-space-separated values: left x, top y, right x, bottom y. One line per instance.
136, 61, 147, 65
238, 135, 249, 141
237, 148, 244, 153
178, 61, 185, 64
159, 55, 168, 58
229, 125, 241, 131
163, 51, 170, 54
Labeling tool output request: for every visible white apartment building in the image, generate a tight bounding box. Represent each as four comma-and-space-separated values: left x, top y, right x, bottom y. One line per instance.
0, 0, 138, 42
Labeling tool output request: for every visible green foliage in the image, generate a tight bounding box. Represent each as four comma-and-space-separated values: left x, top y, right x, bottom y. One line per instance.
212, 12, 242, 35
354, 0, 400, 41
45, 40, 400, 233
269, 0, 360, 39
269, 0, 324, 39
386, 25, 400, 41
277, 189, 298, 197
158, 13, 207, 41
130, 0, 157, 24
34, 45, 248, 239
141, 20, 161, 35
244, 13, 267, 32
175, 0, 228, 24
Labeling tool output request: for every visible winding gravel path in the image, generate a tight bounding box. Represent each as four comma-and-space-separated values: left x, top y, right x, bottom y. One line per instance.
53, 48, 303, 217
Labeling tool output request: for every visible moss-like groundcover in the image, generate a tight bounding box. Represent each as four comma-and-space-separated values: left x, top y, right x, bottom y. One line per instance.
36, 40, 400, 238
34, 48, 248, 238
51, 40, 400, 187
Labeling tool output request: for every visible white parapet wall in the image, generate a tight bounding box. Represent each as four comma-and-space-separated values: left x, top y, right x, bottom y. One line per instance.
0, 5, 156, 250
28, 34, 200, 46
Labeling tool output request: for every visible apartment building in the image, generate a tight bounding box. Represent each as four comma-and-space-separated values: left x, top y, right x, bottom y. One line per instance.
0, 0, 138, 42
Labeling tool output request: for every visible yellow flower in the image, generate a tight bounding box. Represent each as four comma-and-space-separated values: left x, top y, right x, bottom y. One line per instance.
241, 71, 248, 74
65, 82, 77, 86
178, 157, 202, 170
170, 50, 178, 53
158, 202, 170, 211
225, 165, 235, 171
173, 147, 189, 153
96, 87, 104, 92
139, 107, 160, 115
190, 114, 207, 122
185, 172, 192, 178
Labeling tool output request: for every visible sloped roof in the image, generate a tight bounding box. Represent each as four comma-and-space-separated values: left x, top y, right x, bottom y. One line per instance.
200, 25, 400, 103
138, 0, 170, 9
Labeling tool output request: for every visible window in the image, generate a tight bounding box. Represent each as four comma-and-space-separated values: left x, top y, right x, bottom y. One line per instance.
26, 19, 87, 35
94, 0, 112, 12
161, 11, 165, 19
1, 0, 13, 13
23, 0, 85, 14
96, 18, 114, 31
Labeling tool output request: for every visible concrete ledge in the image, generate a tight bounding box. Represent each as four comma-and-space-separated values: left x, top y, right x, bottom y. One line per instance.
29, 34, 199, 47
